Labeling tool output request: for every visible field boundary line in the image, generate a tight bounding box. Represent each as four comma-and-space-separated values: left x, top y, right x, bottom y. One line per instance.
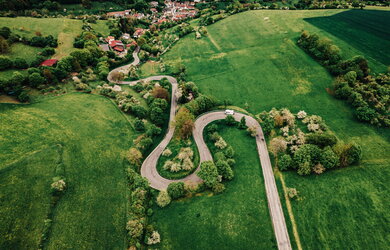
278, 171, 303, 250
205, 27, 222, 51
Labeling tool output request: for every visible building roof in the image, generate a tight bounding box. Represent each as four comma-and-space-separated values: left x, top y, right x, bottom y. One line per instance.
113, 46, 124, 52
109, 40, 124, 47
40, 59, 58, 67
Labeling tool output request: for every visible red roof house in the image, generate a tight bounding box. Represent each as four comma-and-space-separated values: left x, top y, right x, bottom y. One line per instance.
109, 40, 125, 52
40, 59, 58, 67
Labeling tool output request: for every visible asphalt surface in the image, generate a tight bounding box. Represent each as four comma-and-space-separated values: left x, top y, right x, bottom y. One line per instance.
108, 48, 292, 250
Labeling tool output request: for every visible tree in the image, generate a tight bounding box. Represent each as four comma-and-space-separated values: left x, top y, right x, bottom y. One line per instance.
152, 86, 169, 101
126, 219, 144, 239
320, 147, 339, 169
278, 154, 292, 171
305, 133, 338, 148
81, 0, 92, 8
167, 182, 185, 200
126, 147, 143, 167
132, 105, 148, 119
0, 56, 12, 70
0, 27, 11, 39
174, 107, 194, 139
197, 161, 219, 188
13, 58, 28, 69
150, 107, 165, 126
238, 116, 247, 129
28, 72, 45, 87
215, 160, 234, 180
269, 137, 287, 156
0, 36, 9, 54
225, 115, 236, 126
156, 191, 171, 208
355, 106, 376, 122
134, 118, 145, 132
110, 71, 124, 82
10, 71, 25, 86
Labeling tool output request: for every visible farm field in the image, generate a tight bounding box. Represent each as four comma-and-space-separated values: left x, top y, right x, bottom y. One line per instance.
0, 93, 137, 249
151, 125, 277, 249
151, 9, 390, 249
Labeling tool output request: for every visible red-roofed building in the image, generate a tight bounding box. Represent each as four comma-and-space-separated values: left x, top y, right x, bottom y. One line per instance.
40, 59, 58, 67
133, 28, 146, 38
109, 40, 125, 52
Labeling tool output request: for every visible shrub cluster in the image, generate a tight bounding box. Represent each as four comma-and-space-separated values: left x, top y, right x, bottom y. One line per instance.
197, 123, 237, 193
163, 147, 195, 172
298, 31, 389, 127
259, 108, 362, 175
125, 168, 160, 247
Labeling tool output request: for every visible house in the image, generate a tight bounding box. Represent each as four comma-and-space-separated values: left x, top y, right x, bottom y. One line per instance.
150, 1, 159, 7
106, 10, 131, 18
99, 44, 110, 52
40, 59, 58, 67
133, 28, 145, 38
105, 36, 115, 43
109, 40, 125, 52
121, 33, 130, 40
150, 8, 158, 13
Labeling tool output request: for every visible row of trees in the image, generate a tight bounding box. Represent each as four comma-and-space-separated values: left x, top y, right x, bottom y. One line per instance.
298, 31, 389, 127
125, 168, 160, 248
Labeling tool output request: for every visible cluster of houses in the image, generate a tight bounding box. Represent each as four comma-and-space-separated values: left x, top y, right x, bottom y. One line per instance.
98, 34, 139, 55
106, 0, 200, 24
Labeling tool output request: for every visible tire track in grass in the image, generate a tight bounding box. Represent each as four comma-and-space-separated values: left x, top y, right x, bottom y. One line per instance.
278, 171, 303, 250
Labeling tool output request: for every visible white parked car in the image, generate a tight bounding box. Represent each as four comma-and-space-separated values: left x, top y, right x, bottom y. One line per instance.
224, 109, 235, 115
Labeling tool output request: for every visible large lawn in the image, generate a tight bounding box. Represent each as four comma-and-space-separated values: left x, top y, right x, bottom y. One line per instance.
152, 126, 277, 249
0, 93, 137, 249
150, 9, 390, 249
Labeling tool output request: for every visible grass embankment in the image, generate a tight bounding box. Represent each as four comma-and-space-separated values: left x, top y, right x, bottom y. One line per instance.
0, 93, 137, 249
151, 9, 390, 248
152, 125, 276, 249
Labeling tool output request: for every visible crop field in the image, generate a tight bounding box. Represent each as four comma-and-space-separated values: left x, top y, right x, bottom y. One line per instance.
152, 125, 277, 249
0, 93, 137, 249
304, 9, 390, 73
153, 9, 390, 249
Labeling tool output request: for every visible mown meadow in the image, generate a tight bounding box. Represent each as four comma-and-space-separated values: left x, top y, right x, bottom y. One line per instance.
150, 9, 390, 249
0, 93, 137, 249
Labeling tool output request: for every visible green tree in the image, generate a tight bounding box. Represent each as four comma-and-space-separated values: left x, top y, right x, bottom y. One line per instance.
197, 161, 219, 188
13, 58, 28, 69
320, 147, 339, 169
174, 107, 194, 139
0, 56, 12, 70
215, 160, 234, 180
28, 72, 45, 87
134, 118, 145, 132
278, 154, 292, 171
238, 116, 247, 129
167, 182, 185, 200
0, 36, 9, 54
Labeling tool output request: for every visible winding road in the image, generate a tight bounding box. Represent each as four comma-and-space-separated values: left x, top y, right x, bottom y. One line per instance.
108, 47, 292, 250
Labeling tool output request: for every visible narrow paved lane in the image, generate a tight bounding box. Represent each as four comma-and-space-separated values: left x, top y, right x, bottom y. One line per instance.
108, 48, 292, 250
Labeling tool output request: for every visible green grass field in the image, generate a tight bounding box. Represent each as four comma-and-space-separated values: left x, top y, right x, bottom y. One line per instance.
149, 9, 390, 249
151, 125, 276, 249
0, 17, 109, 60
0, 93, 137, 248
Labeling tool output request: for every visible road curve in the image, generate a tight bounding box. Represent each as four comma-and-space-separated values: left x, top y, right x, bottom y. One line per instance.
108, 48, 292, 250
